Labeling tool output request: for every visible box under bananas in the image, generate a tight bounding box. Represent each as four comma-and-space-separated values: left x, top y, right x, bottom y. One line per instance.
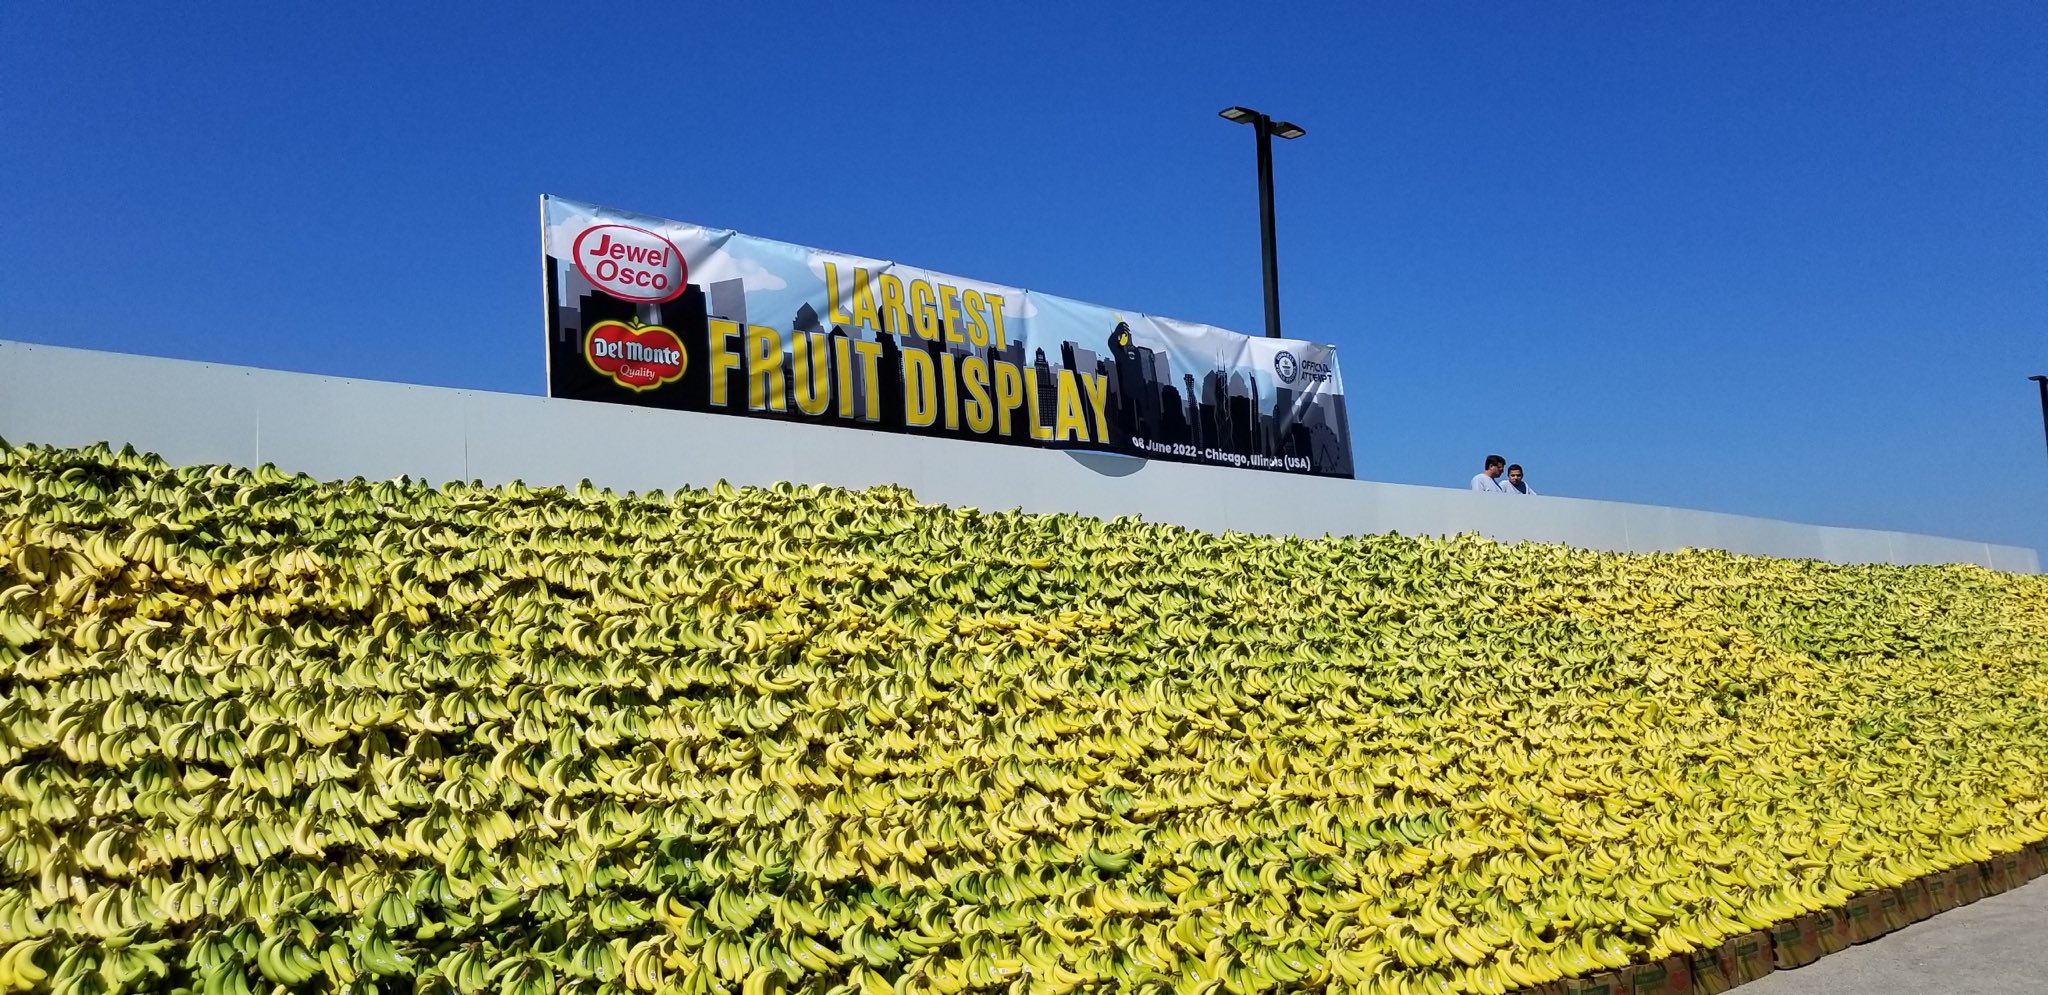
0, 442, 2045, 995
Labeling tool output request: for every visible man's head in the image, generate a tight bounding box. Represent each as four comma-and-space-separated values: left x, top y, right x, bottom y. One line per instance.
1507, 464, 1524, 485
1484, 455, 1505, 478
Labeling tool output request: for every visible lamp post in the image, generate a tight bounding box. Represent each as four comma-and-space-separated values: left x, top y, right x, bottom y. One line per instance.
2032, 375, 2048, 458
1219, 106, 1305, 339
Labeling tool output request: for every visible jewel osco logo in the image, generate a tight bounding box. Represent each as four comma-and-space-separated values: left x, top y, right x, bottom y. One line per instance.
573, 224, 686, 303
584, 320, 686, 391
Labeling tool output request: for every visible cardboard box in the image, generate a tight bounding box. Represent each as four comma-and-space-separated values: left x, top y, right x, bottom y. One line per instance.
1564, 971, 1634, 995
1688, 946, 1733, 995
1510, 982, 1566, 995
1842, 891, 1886, 944
1924, 870, 1958, 913
1981, 858, 2007, 895
1627, 956, 1693, 995
2019, 845, 2045, 882
1956, 863, 1989, 904
1770, 914, 1823, 968
1991, 852, 2023, 892
1896, 878, 1931, 923
1718, 931, 1773, 985
1920, 876, 1944, 917
1876, 887, 1907, 933
1816, 908, 1850, 955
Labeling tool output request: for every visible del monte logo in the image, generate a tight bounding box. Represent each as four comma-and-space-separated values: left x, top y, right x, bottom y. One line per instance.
573, 224, 686, 303
584, 319, 686, 391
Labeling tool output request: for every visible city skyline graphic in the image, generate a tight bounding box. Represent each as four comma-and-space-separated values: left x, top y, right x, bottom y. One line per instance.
546, 263, 1354, 478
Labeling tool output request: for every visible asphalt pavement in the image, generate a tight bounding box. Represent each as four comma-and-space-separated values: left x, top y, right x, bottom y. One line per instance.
1742, 874, 2046, 995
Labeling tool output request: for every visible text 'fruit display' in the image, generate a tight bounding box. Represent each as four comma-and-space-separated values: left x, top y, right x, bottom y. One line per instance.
0, 443, 2044, 995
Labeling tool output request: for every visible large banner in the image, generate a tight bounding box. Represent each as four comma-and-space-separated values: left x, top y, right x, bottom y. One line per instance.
542, 196, 1353, 477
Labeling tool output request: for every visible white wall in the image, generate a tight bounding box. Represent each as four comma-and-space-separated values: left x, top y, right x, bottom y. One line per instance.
1, 340, 2035, 573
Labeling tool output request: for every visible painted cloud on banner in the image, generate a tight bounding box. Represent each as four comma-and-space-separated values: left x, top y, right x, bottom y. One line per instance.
690, 252, 787, 293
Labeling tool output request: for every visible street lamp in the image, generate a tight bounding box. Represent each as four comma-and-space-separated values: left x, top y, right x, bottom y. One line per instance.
2031, 375, 2048, 458
1219, 106, 1305, 339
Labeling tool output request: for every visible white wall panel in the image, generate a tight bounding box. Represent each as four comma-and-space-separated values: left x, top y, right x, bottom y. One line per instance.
1, 341, 2035, 573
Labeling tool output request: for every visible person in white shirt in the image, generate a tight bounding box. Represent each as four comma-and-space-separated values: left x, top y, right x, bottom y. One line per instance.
1470, 455, 1509, 492
1506, 464, 1535, 495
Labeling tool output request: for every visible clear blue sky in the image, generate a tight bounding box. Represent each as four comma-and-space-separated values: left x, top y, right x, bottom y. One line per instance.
5, 3, 2044, 556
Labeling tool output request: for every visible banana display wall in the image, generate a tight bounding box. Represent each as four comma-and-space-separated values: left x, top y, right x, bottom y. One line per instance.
1, 442, 2045, 995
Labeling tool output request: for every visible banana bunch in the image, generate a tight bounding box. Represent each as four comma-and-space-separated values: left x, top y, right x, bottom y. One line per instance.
0, 441, 2044, 995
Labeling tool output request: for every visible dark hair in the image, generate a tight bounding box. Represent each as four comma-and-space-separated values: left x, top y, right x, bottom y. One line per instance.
1485, 455, 1505, 470
1507, 464, 1522, 473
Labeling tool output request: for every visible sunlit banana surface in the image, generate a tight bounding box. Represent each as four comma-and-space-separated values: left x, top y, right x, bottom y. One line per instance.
1, 442, 2045, 995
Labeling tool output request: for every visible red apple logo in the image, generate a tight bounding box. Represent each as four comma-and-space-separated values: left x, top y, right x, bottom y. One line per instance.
573, 224, 687, 303
584, 320, 687, 391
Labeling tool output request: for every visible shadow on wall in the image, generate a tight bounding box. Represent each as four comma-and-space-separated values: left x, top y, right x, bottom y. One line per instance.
1066, 451, 1147, 478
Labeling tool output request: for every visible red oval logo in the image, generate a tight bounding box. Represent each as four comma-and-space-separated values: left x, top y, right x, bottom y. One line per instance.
573, 224, 687, 304
584, 320, 687, 391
